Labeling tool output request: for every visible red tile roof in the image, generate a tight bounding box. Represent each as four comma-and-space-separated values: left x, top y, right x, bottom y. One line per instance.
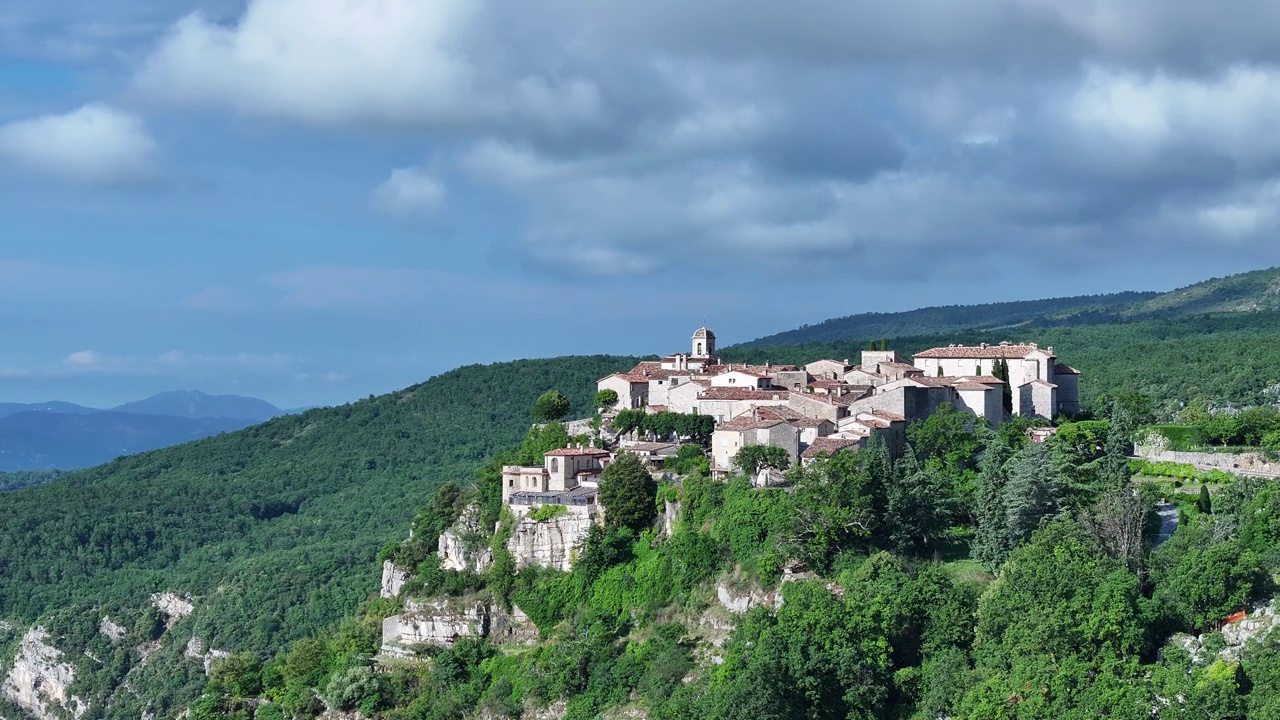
869, 410, 907, 423
716, 416, 788, 431
700, 388, 790, 401
1055, 364, 1081, 375
914, 343, 1053, 359
802, 438, 862, 459
544, 447, 612, 457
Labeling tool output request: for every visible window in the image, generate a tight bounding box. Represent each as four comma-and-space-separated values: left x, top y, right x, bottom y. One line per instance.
550, 458, 559, 473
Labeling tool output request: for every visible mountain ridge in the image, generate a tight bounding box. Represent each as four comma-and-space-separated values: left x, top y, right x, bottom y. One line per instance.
738, 266, 1280, 348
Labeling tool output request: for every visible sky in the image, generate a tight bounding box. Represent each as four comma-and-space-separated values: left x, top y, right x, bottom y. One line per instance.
4, 0, 1280, 409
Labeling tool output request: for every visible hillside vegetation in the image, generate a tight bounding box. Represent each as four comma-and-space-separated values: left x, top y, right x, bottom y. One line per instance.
0, 355, 637, 715
741, 266, 1280, 350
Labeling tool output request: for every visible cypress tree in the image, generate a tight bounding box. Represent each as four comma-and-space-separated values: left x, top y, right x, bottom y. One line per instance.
1197, 484, 1212, 514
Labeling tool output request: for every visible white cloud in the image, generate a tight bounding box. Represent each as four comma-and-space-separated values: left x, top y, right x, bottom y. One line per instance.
0, 104, 159, 185
134, 0, 601, 129
1063, 65, 1280, 166
372, 168, 446, 214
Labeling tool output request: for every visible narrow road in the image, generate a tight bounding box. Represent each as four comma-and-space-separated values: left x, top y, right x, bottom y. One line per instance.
1155, 502, 1179, 546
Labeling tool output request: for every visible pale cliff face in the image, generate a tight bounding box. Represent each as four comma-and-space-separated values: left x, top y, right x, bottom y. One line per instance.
2, 627, 88, 720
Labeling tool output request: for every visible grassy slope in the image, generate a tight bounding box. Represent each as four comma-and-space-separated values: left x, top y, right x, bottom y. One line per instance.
0, 355, 639, 652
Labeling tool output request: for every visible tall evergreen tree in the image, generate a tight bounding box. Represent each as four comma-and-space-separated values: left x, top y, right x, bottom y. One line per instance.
887, 450, 954, 554
973, 434, 1016, 569
1002, 441, 1064, 550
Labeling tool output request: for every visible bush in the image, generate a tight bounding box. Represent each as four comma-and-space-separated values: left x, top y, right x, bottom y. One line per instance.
528, 504, 569, 522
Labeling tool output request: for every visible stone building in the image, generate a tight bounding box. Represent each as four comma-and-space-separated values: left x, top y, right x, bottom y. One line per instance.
501, 446, 611, 516
911, 342, 1080, 419
711, 415, 801, 475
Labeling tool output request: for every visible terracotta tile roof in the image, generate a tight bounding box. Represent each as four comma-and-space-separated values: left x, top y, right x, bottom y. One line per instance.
954, 375, 1005, 385
700, 388, 789, 401
879, 362, 924, 373
914, 343, 1053, 359
902, 376, 958, 388
789, 418, 831, 428
621, 441, 680, 452
869, 410, 907, 423
802, 438, 862, 459
755, 406, 805, 421
645, 405, 669, 414
953, 382, 997, 391
1055, 364, 1081, 375
608, 373, 653, 383
1024, 379, 1058, 388
716, 416, 787, 431
544, 447, 612, 457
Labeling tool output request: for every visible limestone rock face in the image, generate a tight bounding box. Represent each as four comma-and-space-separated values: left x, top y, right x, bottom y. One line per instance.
185, 636, 231, 674
661, 500, 682, 538
2, 627, 88, 720
438, 504, 493, 574
381, 597, 490, 657
380, 599, 537, 658
1172, 600, 1280, 663
380, 560, 410, 599
507, 513, 595, 572
98, 617, 127, 644
715, 583, 780, 614
151, 592, 194, 628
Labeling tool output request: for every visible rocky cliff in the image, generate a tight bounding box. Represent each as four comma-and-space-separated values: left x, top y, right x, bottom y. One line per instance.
1, 627, 87, 720
438, 504, 494, 574
380, 597, 536, 658
507, 513, 595, 573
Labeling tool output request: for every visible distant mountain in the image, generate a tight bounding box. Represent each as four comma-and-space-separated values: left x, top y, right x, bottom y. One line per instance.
112, 390, 282, 422
738, 267, 1280, 348
0, 401, 97, 419
0, 411, 252, 472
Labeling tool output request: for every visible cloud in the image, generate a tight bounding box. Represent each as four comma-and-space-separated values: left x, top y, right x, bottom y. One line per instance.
0, 104, 159, 185
372, 168, 447, 215
134, 0, 602, 130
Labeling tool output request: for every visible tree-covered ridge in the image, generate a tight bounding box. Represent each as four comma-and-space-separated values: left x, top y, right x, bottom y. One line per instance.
738, 292, 1156, 347
722, 311, 1280, 413
0, 354, 638, 711
0, 469, 64, 492
739, 266, 1280, 349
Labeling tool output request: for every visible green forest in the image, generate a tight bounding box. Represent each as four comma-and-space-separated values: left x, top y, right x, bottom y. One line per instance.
0, 355, 639, 718
181, 403, 1280, 720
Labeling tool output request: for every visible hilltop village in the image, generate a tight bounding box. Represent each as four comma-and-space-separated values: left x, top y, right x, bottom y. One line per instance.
499, 327, 1080, 524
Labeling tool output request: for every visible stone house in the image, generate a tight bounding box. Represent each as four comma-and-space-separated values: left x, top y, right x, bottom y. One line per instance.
805, 359, 855, 380
502, 446, 612, 516
711, 370, 773, 389
597, 372, 650, 410
801, 437, 864, 464
711, 416, 801, 475
911, 342, 1080, 419
619, 441, 680, 468
698, 387, 790, 423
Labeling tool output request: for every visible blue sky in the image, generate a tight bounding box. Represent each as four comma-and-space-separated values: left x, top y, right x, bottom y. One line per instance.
3, 0, 1280, 408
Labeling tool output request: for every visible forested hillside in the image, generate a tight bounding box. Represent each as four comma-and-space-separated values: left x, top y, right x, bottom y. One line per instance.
0, 355, 638, 716
741, 266, 1280, 351
740, 292, 1154, 347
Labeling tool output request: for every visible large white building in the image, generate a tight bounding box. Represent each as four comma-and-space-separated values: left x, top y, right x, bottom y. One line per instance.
911, 342, 1080, 419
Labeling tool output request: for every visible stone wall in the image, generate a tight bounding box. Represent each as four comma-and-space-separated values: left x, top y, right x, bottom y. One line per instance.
380, 598, 537, 658
1136, 447, 1280, 477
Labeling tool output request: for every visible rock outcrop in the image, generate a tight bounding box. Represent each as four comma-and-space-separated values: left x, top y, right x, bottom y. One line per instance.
380, 560, 410, 599
185, 636, 232, 674
715, 583, 780, 614
1172, 600, 1280, 663
380, 599, 537, 658
2, 627, 88, 720
99, 617, 127, 644
151, 592, 194, 629
438, 504, 493, 574
507, 513, 595, 572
